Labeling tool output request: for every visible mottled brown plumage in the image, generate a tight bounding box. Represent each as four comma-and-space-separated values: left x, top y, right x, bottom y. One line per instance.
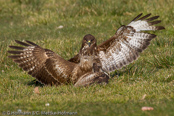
8, 13, 164, 86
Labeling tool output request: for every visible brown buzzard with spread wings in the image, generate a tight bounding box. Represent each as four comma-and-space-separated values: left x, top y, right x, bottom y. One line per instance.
8, 13, 164, 86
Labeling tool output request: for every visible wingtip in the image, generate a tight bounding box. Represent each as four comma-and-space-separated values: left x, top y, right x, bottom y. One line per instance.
15, 40, 22, 44
156, 16, 160, 18
15, 40, 20, 42
139, 13, 143, 15
146, 16, 160, 22
149, 20, 161, 26
9, 46, 25, 50
138, 13, 152, 20
149, 34, 157, 39
8, 50, 22, 54
157, 26, 165, 30
26, 40, 38, 46
8, 56, 11, 58
131, 13, 153, 22
8, 55, 19, 59
147, 13, 152, 16
7, 50, 12, 53
8, 55, 13, 58
9, 46, 15, 48
131, 13, 143, 21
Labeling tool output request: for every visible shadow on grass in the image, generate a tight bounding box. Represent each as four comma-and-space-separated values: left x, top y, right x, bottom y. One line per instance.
27, 79, 44, 87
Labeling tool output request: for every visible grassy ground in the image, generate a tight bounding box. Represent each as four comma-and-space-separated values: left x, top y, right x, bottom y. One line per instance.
0, 0, 174, 115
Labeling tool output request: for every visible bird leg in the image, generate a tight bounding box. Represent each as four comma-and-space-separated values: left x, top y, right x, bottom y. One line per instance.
93, 63, 99, 72
74, 72, 109, 87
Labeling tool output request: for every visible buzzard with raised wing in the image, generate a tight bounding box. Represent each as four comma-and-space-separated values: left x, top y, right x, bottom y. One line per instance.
8, 13, 164, 86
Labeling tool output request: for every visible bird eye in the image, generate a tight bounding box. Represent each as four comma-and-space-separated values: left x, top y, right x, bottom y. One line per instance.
88, 40, 91, 43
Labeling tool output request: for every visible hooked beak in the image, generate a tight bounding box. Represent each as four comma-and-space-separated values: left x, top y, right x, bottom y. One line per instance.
87, 40, 91, 47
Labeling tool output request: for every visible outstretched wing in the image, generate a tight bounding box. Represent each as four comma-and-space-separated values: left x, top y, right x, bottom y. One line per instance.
8, 40, 75, 85
97, 13, 165, 72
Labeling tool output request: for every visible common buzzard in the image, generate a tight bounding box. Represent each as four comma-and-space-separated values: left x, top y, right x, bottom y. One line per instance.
8, 13, 165, 86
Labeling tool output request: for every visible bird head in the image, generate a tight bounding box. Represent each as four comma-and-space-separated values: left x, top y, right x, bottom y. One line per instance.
82, 34, 96, 48
80, 34, 97, 55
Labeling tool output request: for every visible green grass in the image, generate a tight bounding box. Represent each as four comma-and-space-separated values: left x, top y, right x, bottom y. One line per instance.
0, 0, 174, 115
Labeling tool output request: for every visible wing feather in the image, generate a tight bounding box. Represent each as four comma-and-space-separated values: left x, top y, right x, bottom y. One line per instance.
8, 40, 75, 85
45, 50, 75, 83
98, 13, 165, 72
138, 13, 151, 20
